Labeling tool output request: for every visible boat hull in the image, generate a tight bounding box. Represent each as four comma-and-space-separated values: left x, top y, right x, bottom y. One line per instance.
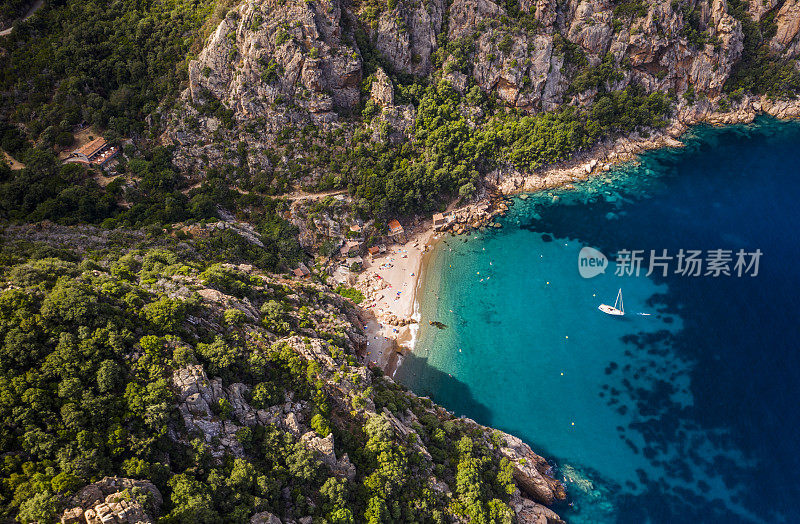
598, 304, 624, 316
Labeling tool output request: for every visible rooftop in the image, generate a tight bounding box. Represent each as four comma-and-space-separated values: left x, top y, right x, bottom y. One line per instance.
388, 219, 404, 233
75, 137, 107, 159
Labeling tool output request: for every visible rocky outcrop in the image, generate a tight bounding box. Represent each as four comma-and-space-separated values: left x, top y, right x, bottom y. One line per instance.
172, 364, 250, 457
496, 431, 566, 505
164, 0, 364, 179
300, 431, 357, 480
448, 0, 504, 39
171, 332, 364, 475
189, 0, 361, 117
250, 512, 283, 524
447, 0, 745, 109
771, 0, 800, 58
370, 67, 394, 107
366, 0, 445, 76
510, 491, 567, 524
61, 477, 162, 524
162, 0, 799, 191
448, 0, 560, 110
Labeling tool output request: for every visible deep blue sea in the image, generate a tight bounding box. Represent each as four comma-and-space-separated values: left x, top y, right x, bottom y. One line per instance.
395, 117, 800, 523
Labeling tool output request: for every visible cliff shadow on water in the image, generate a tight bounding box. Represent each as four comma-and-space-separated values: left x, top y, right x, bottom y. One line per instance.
395, 351, 493, 425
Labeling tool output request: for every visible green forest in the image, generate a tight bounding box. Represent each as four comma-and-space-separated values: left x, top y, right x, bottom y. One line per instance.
0, 236, 521, 522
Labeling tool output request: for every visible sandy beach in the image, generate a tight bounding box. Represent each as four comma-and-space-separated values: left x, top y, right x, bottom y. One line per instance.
356, 226, 437, 375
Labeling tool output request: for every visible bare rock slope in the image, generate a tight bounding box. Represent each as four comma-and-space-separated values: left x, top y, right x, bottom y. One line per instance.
161, 0, 800, 193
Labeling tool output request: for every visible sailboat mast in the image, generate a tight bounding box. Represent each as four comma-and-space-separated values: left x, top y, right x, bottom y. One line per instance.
617, 289, 624, 313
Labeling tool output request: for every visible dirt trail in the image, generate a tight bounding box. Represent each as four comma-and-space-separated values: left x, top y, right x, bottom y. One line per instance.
0, 0, 44, 37
283, 189, 348, 201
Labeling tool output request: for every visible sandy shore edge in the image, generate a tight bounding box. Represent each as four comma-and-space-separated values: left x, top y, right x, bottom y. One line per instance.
356, 226, 440, 376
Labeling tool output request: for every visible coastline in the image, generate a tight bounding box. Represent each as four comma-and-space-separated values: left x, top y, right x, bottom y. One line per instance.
356, 95, 800, 375
356, 226, 439, 375
485, 95, 800, 196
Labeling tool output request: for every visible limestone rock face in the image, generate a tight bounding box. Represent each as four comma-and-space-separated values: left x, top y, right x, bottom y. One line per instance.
166, 0, 365, 177
566, 0, 614, 57
367, 0, 445, 76
448, 0, 504, 39
189, 0, 361, 117
172, 364, 255, 457
370, 67, 394, 107
163, 0, 789, 189
749, 0, 780, 22
771, 0, 800, 58
447, 0, 744, 109
61, 477, 162, 524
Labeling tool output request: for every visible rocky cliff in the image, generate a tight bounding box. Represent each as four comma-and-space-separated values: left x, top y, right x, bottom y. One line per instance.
162, 0, 800, 195
445, 0, 744, 107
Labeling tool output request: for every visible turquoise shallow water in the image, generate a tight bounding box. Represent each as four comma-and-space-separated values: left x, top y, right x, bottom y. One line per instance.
395, 117, 800, 522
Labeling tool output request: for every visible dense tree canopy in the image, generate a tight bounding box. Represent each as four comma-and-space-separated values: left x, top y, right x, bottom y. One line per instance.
0, 0, 218, 139
0, 236, 524, 522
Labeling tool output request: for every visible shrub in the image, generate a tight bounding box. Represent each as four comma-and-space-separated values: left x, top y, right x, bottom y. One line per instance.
224, 308, 246, 326
215, 398, 233, 419
498, 34, 512, 54
276, 29, 290, 45
261, 300, 291, 336
334, 285, 364, 304
141, 297, 186, 333
199, 264, 253, 297
311, 413, 331, 436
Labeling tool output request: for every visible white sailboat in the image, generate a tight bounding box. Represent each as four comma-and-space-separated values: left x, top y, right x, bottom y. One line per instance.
598, 288, 624, 316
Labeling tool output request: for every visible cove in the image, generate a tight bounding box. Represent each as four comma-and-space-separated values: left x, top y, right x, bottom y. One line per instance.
395, 116, 800, 523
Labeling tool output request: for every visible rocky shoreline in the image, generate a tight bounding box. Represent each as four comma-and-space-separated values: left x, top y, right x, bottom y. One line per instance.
432, 95, 800, 235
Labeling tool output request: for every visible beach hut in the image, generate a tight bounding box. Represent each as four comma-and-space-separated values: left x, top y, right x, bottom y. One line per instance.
388, 219, 405, 242
64, 137, 120, 167
433, 212, 453, 230
368, 246, 381, 260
